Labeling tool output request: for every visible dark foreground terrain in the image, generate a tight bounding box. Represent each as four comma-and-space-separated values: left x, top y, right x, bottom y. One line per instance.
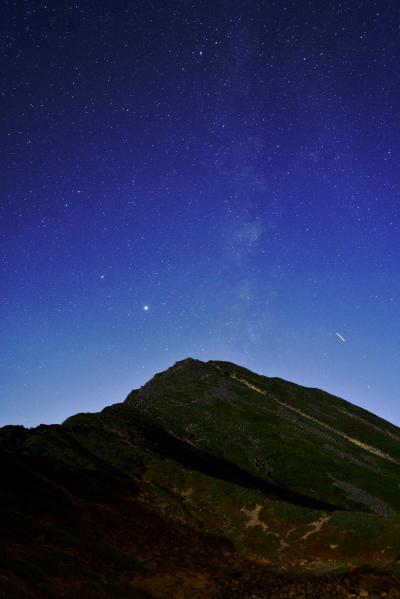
2, 358, 400, 598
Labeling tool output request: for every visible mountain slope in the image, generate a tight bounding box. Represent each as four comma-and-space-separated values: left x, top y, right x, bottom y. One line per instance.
2, 358, 400, 598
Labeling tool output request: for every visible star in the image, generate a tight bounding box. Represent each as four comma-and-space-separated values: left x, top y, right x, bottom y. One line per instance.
143, 305, 149, 311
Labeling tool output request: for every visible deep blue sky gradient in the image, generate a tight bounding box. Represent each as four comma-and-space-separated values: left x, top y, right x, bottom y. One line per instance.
2, 1, 400, 426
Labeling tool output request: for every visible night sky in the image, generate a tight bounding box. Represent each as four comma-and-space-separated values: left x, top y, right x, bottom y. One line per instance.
2, 1, 400, 427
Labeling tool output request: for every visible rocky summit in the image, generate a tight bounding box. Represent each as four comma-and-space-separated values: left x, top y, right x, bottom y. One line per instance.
2, 358, 400, 598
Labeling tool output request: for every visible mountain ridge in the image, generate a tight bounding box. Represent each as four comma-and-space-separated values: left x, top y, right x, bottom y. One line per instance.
2, 358, 400, 598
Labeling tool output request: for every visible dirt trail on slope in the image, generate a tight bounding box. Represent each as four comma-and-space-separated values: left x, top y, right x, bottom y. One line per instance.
231, 374, 400, 466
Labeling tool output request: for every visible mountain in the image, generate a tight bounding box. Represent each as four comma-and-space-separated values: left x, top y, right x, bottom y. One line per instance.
2, 358, 400, 598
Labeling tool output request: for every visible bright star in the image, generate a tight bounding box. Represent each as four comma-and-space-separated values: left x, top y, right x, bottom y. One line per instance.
143, 305, 149, 311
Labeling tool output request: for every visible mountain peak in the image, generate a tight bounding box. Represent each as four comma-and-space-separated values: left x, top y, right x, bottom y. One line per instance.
170, 356, 205, 370
3, 359, 400, 597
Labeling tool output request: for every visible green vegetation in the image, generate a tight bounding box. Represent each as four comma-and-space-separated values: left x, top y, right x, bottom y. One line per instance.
272, 502, 321, 525
3, 357, 400, 597
330, 511, 384, 537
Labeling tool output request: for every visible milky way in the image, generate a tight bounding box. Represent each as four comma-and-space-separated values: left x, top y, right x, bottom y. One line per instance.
2, 1, 400, 426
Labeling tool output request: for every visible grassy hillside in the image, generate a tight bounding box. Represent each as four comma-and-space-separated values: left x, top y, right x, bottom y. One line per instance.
2, 358, 400, 597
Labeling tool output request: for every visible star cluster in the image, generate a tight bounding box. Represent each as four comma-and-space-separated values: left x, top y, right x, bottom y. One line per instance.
1, 1, 400, 426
